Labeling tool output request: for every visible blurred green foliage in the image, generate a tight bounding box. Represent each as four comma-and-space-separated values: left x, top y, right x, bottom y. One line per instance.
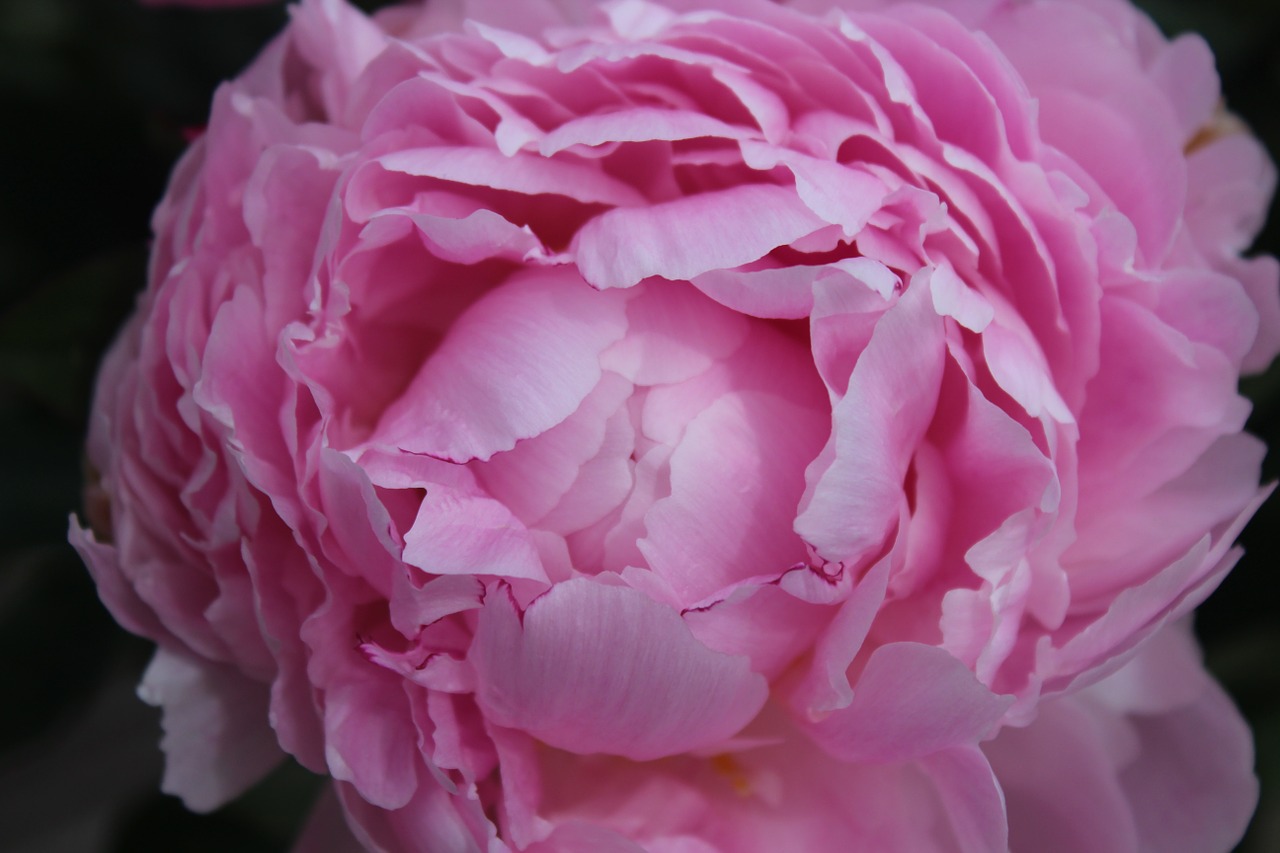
0, 0, 1277, 850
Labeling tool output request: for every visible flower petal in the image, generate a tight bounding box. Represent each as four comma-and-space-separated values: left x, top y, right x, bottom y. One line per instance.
369, 268, 629, 462
805, 642, 1012, 763
573, 184, 826, 289
471, 579, 768, 760
138, 648, 281, 813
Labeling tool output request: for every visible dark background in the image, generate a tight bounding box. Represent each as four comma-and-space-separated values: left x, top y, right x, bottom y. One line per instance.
0, 0, 1276, 850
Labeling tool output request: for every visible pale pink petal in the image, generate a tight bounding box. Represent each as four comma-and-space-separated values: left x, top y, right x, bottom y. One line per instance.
1044, 485, 1267, 696
69, 520, 183, 650
639, 389, 827, 603
537, 403, 638, 537
1112, 672, 1258, 852
981, 320, 1073, 424
805, 642, 1012, 763
335, 768, 492, 853
1185, 134, 1275, 256
1067, 434, 1264, 606
573, 184, 826, 289
600, 279, 749, 386
1233, 255, 1280, 373
928, 262, 993, 332
289, 0, 390, 120
796, 276, 945, 565
921, 745, 1009, 853
985, 699, 1141, 853
393, 208, 549, 265
240, 515, 329, 772
369, 269, 629, 462
137, 648, 282, 813
477, 371, 634, 528
388, 572, 485, 636
542, 106, 753, 155
1151, 268, 1259, 367
191, 285, 297, 513
784, 554, 890, 715
402, 482, 549, 583
529, 703, 1003, 852
683, 581, 832, 680
981, 0, 1186, 258
350, 147, 646, 220
689, 265, 820, 320
323, 677, 421, 810
471, 579, 768, 760
739, 142, 890, 236
1147, 34, 1219, 139
242, 145, 341, 331
991, 619, 1257, 853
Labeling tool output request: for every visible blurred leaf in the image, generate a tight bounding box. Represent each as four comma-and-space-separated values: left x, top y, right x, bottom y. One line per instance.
112, 797, 281, 853
222, 759, 325, 845
0, 398, 83, 547
0, 545, 120, 752
110, 758, 323, 853
0, 247, 143, 420
0, 645, 161, 853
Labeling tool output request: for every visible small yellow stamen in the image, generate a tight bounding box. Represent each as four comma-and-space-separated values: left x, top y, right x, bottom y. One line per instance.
710, 754, 752, 797
1186, 102, 1248, 155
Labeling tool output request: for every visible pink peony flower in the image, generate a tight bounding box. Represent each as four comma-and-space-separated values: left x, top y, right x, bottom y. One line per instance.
74, 0, 1275, 849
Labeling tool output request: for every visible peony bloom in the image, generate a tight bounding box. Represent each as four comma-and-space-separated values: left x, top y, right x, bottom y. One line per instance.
74, 0, 1275, 849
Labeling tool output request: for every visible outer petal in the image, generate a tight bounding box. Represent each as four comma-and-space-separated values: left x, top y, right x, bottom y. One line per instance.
988, 620, 1257, 853
1093, 623, 1258, 852
137, 647, 282, 812
985, 698, 1141, 853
